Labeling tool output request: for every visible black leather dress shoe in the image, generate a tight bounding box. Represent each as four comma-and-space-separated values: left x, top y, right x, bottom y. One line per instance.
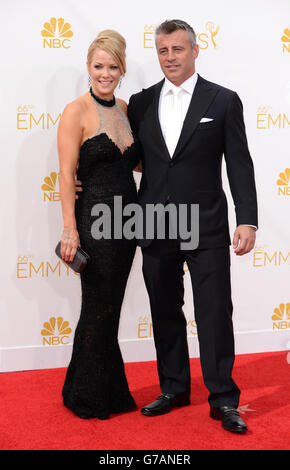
141, 392, 190, 416
210, 406, 248, 433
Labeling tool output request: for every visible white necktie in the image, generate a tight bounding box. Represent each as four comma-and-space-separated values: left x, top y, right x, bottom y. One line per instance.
164, 87, 182, 157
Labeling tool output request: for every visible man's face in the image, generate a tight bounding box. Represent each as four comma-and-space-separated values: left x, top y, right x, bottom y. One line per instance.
156, 30, 199, 86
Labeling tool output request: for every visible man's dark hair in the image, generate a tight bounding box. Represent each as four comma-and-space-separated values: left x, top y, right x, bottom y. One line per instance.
155, 19, 197, 48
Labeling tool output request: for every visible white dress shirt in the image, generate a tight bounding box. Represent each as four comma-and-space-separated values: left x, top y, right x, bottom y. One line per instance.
158, 72, 198, 156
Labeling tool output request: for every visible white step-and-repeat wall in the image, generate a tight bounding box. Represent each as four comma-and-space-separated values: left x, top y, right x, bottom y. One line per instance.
1, 0, 289, 372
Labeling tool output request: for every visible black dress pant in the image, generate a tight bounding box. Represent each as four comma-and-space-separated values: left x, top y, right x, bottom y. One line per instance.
141, 236, 240, 408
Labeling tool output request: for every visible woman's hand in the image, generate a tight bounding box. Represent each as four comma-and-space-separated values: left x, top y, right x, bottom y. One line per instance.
61, 227, 80, 263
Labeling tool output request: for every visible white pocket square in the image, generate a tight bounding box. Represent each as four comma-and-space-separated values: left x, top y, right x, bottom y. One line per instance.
200, 117, 214, 122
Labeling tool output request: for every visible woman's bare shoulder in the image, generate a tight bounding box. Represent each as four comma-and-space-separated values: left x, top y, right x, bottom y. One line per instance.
62, 93, 90, 119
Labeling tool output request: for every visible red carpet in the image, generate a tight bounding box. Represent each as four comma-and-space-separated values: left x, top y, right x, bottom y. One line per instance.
0, 351, 289, 450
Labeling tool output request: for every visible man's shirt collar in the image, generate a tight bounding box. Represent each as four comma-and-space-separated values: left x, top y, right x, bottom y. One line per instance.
162, 72, 198, 96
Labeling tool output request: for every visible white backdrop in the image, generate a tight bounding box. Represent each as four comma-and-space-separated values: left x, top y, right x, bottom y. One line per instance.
0, 0, 289, 372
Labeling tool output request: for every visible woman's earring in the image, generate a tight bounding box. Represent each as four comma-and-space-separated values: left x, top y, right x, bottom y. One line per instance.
88, 74, 91, 88
118, 76, 123, 89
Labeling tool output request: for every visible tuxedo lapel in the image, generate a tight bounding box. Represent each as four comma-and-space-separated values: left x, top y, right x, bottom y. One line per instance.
172, 76, 219, 159
144, 79, 172, 161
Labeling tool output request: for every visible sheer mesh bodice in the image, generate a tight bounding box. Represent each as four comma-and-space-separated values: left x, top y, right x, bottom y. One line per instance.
62, 94, 140, 420
89, 99, 134, 154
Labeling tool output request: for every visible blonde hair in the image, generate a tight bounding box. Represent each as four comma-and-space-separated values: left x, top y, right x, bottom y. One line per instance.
87, 30, 126, 75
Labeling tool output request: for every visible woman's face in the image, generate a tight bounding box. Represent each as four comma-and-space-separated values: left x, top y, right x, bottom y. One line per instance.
87, 48, 122, 99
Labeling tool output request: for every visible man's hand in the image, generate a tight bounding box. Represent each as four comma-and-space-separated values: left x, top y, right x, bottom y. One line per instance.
233, 225, 256, 256
75, 179, 82, 199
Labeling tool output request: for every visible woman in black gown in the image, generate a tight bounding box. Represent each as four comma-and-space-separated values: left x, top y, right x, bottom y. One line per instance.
57, 30, 140, 419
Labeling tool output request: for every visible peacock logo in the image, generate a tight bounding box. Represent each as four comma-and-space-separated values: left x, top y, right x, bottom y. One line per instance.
272, 303, 290, 330
41, 172, 60, 202
277, 168, 290, 196
277, 168, 290, 186
281, 27, 290, 52
41, 17, 73, 48
41, 317, 72, 346
282, 28, 290, 42
281, 27, 290, 42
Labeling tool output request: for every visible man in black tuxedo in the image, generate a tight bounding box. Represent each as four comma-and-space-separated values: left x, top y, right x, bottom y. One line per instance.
127, 19, 258, 433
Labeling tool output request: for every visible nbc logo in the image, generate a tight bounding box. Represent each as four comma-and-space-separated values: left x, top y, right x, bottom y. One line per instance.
277, 168, 290, 195
281, 27, 290, 53
41, 172, 60, 201
41, 317, 72, 346
41, 17, 73, 48
271, 303, 290, 331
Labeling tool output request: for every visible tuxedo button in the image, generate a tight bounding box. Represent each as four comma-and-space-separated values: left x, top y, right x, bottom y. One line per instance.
169, 161, 174, 167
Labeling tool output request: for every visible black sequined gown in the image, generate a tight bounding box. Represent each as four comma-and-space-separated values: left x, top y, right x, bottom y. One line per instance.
62, 95, 140, 419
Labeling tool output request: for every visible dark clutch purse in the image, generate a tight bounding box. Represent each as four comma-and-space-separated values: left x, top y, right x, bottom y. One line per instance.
55, 241, 90, 273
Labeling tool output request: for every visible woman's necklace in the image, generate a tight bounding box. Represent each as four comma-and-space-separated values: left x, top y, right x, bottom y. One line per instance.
89, 87, 116, 107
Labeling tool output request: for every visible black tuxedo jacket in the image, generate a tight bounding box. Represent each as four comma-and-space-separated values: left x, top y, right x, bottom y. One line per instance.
128, 75, 258, 249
